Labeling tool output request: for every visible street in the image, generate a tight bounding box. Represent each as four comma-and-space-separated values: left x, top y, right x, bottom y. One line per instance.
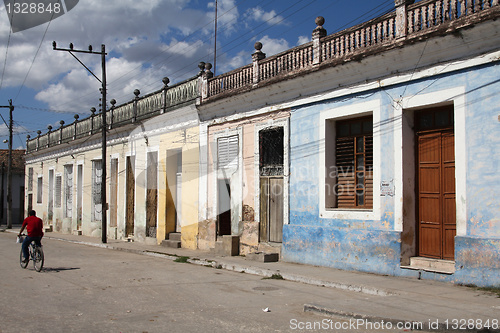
0, 232, 432, 333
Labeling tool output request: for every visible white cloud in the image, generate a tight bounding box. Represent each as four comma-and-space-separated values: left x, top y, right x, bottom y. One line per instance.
244, 7, 286, 26
258, 35, 290, 57
218, 50, 248, 74
297, 35, 311, 46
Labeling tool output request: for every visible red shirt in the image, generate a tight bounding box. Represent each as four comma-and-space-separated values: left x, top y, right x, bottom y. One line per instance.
22, 215, 44, 238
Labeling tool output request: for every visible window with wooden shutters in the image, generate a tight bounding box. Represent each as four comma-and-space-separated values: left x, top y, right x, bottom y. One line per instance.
92, 160, 102, 221
37, 177, 43, 203
64, 165, 73, 218
55, 175, 62, 208
335, 117, 373, 209
218, 135, 239, 169
28, 168, 33, 191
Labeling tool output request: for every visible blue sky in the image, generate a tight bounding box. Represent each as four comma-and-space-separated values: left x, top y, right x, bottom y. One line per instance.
0, 0, 399, 150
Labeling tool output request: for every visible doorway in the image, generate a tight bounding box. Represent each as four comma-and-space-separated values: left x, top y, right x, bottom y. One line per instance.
125, 156, 135, 237
259, 127, 284, 243
416, 106, 456, 260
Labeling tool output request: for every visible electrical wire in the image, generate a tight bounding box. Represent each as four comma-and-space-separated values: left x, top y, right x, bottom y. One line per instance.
0, 1, 15, 92
13, 9, 56, 102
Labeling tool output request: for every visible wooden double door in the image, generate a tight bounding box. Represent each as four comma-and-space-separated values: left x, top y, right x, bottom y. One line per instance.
417, 108, 456, 260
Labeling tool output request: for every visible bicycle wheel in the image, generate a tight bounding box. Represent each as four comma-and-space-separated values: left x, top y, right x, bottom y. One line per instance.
33, 246, 44, 272
19, 248, 29, 269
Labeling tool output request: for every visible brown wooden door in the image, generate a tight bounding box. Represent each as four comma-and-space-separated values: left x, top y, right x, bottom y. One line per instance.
260, 177, 283, 243
417, 130, 456, 260
110, 159, 118, 228
125, 156, 135, 237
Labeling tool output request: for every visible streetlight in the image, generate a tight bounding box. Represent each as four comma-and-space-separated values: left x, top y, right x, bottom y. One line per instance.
52, 42, 108, 243
0, 100, 13, 229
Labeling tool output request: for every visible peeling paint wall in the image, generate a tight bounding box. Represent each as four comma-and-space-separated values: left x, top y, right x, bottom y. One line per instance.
201, 111, 290, 252
285, 59, 500, 286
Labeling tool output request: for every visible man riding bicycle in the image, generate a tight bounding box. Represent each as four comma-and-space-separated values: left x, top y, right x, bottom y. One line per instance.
18, 210, 44, 263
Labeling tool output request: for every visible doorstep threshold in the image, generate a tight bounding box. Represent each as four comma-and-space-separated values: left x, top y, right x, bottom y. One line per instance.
401, 257, 455, 275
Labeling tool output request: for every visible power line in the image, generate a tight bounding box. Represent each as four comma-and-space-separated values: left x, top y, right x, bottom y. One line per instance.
13, 9, 56, 102
0, 2, 15, 91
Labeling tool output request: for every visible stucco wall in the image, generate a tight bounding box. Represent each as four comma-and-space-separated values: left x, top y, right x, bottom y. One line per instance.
285, 60, 500, 286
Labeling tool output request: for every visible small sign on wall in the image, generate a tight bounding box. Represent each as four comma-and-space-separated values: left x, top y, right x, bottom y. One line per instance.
380, 179, 395, 197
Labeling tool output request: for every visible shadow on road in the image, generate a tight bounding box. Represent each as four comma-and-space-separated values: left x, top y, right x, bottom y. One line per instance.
41, 267, 80, 273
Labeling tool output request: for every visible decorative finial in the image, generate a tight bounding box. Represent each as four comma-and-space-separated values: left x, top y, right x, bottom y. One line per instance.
110, 99, 116, 106
254, 42, 263, 51
315, 16, 325, 27
134, 89, 140, 97
162, 77, 170, 87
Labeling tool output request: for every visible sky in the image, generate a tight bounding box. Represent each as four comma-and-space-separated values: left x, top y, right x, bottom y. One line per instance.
0, 0, 402, 150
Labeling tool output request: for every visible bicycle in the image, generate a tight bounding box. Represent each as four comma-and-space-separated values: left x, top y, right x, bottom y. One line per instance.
19, 235, 44, 272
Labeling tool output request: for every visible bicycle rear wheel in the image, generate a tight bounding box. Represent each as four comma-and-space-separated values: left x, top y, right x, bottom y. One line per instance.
20, 248, 29, 268
33, 246, 44, 272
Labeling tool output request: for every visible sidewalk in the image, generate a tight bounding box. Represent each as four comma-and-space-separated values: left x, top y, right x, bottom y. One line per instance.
4, 227, 500, 332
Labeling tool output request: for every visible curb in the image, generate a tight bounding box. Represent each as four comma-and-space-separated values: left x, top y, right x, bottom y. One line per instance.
303, 304, 500, 333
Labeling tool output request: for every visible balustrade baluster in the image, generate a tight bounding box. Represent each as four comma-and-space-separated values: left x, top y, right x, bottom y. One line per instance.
467, 0, 473, 14
443, 0, 449, 20
451, 0, 457, 18
437, 2, 442, 24
377, 23, 382, 43
462, 0, 468, 16
429, 3, 435, 26
475, 0, 482, 11
371, 24, 376, 44
359, 28, 365, 47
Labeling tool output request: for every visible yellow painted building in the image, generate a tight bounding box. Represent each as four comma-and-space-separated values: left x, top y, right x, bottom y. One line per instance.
24, 76, 201, 248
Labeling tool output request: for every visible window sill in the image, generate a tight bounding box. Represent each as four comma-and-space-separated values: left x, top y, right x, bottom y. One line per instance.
320, 208, 375, 221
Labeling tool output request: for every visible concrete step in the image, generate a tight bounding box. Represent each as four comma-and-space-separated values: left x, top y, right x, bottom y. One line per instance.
402, 257, 455, 274
168, 232, 181, 241
213, 236, 239, 256
161, 239, 181, 248
246, 252, 279, 262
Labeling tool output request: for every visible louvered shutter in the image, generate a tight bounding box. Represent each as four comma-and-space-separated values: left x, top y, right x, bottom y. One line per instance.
218, 135, 239, 169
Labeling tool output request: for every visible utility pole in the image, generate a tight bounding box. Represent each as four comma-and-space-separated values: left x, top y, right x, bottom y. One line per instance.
214, 0, 217, 76
0, 100, 13, 229
53, 42, 108, 243
0, 162, 4, 226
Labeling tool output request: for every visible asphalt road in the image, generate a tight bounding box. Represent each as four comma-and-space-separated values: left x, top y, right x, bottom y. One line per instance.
0, 232, 431, 333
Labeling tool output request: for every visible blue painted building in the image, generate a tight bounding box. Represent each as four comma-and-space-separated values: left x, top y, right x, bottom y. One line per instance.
282, 1, 500, 286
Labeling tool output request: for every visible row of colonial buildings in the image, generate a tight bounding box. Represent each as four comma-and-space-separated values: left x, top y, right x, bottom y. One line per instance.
24, 0, 500, 287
